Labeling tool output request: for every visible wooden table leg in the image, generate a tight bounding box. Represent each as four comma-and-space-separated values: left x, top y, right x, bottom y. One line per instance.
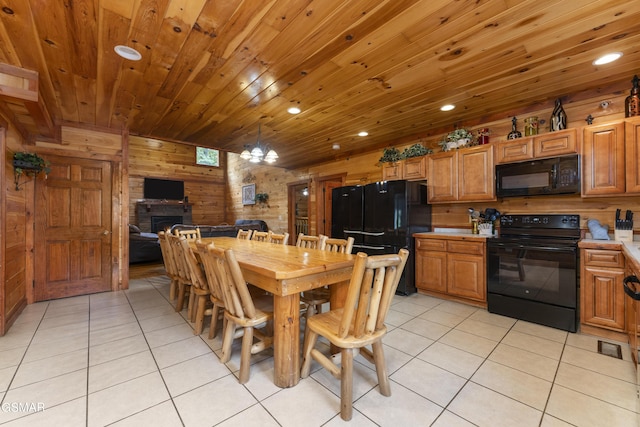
272, 293, 300, 388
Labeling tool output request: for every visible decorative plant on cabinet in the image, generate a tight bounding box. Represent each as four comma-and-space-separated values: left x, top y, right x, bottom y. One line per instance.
12, 152, 50, 190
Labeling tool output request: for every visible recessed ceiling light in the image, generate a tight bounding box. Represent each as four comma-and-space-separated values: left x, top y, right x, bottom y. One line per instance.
358, 131, 368, 137
440, 104, 455, 111
114, 45, 142, 61
593, 52, 622, 65
332, 143, 340, 150
287, 107, 301, 114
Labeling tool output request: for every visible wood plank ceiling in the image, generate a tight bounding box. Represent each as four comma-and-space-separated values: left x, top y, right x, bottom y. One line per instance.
0, 0, 639, 169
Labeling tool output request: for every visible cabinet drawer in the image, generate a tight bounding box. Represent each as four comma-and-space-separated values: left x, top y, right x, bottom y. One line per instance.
583, 249, 624, 268
416, 239, 446, 251
496, 139, 534, 163
534, 129, 577, 157
447, 240, 484, 255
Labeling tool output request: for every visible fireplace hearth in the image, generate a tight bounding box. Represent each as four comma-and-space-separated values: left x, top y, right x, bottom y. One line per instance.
151, 216, 183, 233
136, 201, 192, 232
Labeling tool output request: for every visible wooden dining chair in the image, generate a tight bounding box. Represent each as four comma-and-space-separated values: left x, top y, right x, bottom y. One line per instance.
268, 231, 289, 245
295, 233, 324, 249
178, 236, 213, 335
166, 233, 192, 313
207, 245, 274, 384
195, 241, 226, 339
236, 229, 253, 240
301, 236, 355, 320
251, 230, 270, 242
174, 227, 201, 241
157, 231, 179, 301
300, 249, 409, 421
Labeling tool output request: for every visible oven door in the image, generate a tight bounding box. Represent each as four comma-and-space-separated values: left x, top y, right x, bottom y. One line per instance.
487, 239, 578, 308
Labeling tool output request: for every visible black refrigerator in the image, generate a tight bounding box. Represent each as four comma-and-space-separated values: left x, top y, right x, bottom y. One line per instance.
331, 180, 431, 295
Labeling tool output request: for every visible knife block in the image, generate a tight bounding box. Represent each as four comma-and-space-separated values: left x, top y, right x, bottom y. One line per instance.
614, 229, 633, 242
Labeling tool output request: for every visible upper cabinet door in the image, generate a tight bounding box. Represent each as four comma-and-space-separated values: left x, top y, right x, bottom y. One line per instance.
625, 118, 640, 194
458, 145, 495, 202
582, 122, 625, 196
496, 138, 534, 164
428, 151, 457, 203
534, 129, 577, 158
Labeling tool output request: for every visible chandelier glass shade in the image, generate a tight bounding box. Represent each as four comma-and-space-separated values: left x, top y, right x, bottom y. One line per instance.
240, 125, 278, 163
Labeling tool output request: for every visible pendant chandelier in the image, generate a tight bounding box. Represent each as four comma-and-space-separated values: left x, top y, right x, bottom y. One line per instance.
240, 124, 278, 164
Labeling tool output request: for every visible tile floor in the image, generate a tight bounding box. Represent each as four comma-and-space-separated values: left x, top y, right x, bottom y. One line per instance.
0, 273, 639, 426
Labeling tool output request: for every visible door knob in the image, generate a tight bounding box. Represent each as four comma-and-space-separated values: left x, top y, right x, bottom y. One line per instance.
102, 230, 110, 236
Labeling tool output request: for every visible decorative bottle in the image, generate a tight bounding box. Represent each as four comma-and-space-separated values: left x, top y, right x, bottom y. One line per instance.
524, 117, 538, 136
550, 98, 567, 131
625, 75, 640, 118
507, 117, 522, 140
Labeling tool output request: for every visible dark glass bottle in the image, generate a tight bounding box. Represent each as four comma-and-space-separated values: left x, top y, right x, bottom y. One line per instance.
550, 98, 567, 131
625, 75, 640, 118
507, 117, 522, 140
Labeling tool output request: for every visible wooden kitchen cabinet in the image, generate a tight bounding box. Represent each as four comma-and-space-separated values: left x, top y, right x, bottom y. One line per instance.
382, 161, 403, 181
582, 121, 626, 196
427, 144, 494, 203
581, 248, 626, 332
495, 129, 577, 164
403, 156, 427, 180
625, 117, 640, 193
415, 235, 486, 304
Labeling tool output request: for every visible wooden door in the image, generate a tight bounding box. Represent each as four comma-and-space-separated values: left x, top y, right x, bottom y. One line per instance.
582, 121, 625, 196
34, 156, 112, 301
581, 266, 625, 331
318, 177, 343, 237
625, 118, 640, 194
447, 252, 485, 302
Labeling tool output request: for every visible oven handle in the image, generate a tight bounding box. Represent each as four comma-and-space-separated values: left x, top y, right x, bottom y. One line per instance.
489, 243, 576, 253
623, 275, 640, 301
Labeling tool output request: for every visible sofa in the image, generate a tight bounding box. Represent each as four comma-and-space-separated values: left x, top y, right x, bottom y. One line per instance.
129, 224, 163, 264
170, 219, 268, 237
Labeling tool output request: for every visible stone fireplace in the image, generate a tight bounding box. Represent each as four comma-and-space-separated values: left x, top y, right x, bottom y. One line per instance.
136, 201, 192, 232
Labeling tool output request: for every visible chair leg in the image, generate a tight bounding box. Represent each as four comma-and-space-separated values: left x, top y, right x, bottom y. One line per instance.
221, 319, 236, 363
300, 329, 318, 378
169, 279, 177, 301
194, 295, 207, 335
175, 283, 186, 312
239, 326, 254, 384
340, 348, 354, 421
208, 304, 221, 340
372, 341, 391, 396
187, 291, 196, 322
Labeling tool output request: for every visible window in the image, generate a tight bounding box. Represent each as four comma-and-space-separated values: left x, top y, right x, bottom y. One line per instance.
196, 147, 219, 167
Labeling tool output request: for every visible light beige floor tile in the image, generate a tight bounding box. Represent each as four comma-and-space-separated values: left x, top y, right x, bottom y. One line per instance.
261, 378, 341, 427
432, 410, 477, 427
399, 293, 443, 309
455, 317, 509, 341
561, 344, 636, 383
382, 327, 433, 356
0, 365, 18, 393
133, 303, 182, 321
565, 332, 602, 352
45, 297, 89, 317
433, 300, 478, 317
235, 357, 281, 402
417, 341, 484, 379
173, 374, 257, 427
37, 311, 89, 331
89, 350, 157, 393
161, 352, 231, 397
502, 330, 564, 359
467, 309, 517, 328
139, 312, 187, 333
152, 335, 211, 368
401, 317, 451, 340
216, 403, 280, 427
385, 309, 414, 327
109, 401, 182, 427
546, 384, 637, 427
448, 381, 542, 427
89, 291, 129, 309
0, 370, 87, 424
388, 300, 431, 317
488, 343, 560, 382
0, 347, 26, 370
90, 303, 133, 319
12, 348, 87, 388
89, 321, 142, 347
89, 334, 149, 366
391, 358, 466, 407
539, 413, 575, 427
439, 329, 498, 358
418, 307, 466, 328
89, 311, 137, 332
87, 371, 170, 427
512, 320, 568, 343
471, 359, 552, 410
144, 323, 194, 348
0, 396, 86, 427
354, 380, 443, 426
23, 333, 88, 363
366, 343, 413, 375
11, 303, 47, 326
31, 321, 89, 345
554, 362, 637, 411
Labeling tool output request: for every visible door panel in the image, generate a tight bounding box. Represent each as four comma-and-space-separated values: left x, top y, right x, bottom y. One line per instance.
34, 156, 112, 301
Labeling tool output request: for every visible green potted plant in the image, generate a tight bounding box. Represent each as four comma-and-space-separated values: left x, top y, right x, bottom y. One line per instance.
401, 143, 432, 159
13, 152, 50, 190
255, 192, 269, 204
379, 147, 402, 163
440, 128, 474, 151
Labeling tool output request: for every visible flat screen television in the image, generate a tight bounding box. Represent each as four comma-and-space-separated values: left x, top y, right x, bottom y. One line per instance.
143, 178, 184, 201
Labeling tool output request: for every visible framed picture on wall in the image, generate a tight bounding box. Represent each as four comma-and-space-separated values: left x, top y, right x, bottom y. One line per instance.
242, 184, 256, 205
196, 146, 220, 167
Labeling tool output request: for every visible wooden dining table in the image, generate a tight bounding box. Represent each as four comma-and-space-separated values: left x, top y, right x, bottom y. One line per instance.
196, 237, 355, 388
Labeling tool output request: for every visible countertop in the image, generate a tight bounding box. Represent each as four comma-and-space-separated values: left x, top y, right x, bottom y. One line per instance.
578, 238, 640, 272
413, 228, 495, 240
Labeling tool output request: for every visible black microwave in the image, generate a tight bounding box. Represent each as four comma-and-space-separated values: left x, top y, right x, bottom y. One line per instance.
495, 154, 580, 197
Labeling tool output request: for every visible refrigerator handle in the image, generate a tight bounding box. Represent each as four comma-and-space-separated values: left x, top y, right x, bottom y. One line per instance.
357, 245, 386, 250
361, 231, 385, 236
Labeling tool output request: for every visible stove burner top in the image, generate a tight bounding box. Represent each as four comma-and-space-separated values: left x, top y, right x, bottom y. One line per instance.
498, 214, 580, 240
